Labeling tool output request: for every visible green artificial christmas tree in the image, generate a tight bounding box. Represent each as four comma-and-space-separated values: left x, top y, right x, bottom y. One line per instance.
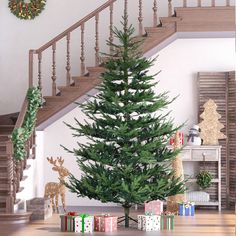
64, 17, 185, 227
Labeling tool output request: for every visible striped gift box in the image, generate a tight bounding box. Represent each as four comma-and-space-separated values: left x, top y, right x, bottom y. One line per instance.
178, 202, 195, 216
60, 212, 79, 232
160, 213, 174, 230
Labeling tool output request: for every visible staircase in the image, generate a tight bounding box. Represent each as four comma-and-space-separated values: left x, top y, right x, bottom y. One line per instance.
0, 101, 35, 223
0, 0, 235, 223
31, 2, 234, 129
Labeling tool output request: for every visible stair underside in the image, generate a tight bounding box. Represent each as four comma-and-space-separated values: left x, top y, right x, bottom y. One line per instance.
36, 77, 102, 125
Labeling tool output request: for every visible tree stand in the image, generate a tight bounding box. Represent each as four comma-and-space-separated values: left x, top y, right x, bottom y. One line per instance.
118, 207, 138, 228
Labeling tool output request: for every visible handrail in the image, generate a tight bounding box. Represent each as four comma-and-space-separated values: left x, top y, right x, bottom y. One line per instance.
14, 98, 28, 129
36, 0, 117, 53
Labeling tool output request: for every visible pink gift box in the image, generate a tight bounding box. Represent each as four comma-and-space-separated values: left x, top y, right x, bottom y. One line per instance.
94, 214, 118, 232
145, 200, 163, 215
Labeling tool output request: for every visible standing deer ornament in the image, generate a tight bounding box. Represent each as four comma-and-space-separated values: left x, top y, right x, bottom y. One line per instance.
44, 157, 70, 213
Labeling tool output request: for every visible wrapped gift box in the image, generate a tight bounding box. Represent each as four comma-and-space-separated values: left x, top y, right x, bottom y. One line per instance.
145, 200, 163, 215
75, 214, 94, 233
94, 214, 118, 232
138, 214, 160, 231
60, 212, 79, 232
178, 202, 195, 216
170, 132, 184, 145
160, 212, 174, 230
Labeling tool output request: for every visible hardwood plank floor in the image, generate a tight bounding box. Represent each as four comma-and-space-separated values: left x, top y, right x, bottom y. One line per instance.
0, 207, 235, 236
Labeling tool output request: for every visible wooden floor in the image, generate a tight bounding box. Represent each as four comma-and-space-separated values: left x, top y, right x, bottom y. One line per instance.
0, 207, 235, 236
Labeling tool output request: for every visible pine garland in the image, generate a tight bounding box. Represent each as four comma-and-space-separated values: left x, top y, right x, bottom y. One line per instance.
12, 87, 42, 161
8, 0, 46, 20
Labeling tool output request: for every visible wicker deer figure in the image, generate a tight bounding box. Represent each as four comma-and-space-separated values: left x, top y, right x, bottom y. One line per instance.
44, 157, 70, 213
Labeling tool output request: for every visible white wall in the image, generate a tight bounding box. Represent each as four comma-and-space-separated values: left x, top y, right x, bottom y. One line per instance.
0, 0, 106, 115
40, 38, 235, 206
0, 0, 233, 115
149, 38, 235, 132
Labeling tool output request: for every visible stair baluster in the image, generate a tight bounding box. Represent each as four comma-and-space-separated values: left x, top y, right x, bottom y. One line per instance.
66, 33, 71, 86
153, 0, 158, 27
6, 139, 14, 213
109, 3, 114, 55
138, 0, 143, 36
183, 0, 187, 7
226, 0, 230, 6
80, 23, 85, 75
32, 130, 36, 159
38, 52, 42, 92
20, 160, 24, 180
12, 158, 17, 205
211, 0, 215, 6
198, 0, 202, 7
168, 0, 172, 17
51, 43, 57, 96
29, 50, 34, 88
95, 13, 100, 66
15, 161, 21, 192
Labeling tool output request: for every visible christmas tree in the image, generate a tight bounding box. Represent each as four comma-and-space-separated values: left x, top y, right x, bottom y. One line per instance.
198, 99, 226, 145
64, 17, 185, 227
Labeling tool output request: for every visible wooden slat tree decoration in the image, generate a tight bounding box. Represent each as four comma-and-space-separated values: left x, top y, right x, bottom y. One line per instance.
198, 99, 226, 145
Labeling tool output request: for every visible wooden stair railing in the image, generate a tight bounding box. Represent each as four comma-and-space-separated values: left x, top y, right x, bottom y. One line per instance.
28, 0, 234, 103
5, 98, 36, 213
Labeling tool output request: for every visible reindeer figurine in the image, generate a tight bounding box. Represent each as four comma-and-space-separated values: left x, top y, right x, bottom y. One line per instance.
44, 157, 70, 213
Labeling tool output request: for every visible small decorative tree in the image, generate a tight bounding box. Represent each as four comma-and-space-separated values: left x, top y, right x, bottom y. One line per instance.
63, 17, 185, 227
198, 99, 226, 145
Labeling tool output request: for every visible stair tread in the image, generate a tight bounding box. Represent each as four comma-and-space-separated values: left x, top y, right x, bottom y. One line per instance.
160, 16, 181, 23
0, 151, 9, 156
21, 176, 28, 181
0, 198, 6, 202
18, 187, 24, 193
145, 26, 167, 32
87, 66, 105, 71
72, 76, 98, 81
43, 95, 64, 100
57, 85, 83, 90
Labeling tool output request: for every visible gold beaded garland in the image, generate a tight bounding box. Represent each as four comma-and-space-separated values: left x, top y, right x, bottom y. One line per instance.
8, 0, 46, 20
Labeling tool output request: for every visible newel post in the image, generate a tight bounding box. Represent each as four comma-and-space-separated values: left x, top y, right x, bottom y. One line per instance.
29, 50, 34, 88
168, 0, 172, 17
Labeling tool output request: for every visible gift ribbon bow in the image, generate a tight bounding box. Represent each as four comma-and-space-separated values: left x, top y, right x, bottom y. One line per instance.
162, 211, 175, 216
67, 212, 78, 216
178, 201, 195, 207
101, 213, 111, 217
145, 212, 153, 216
80, 213, 90, 233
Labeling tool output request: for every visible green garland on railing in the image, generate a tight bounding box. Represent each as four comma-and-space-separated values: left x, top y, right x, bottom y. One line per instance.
12, 87, 42, 161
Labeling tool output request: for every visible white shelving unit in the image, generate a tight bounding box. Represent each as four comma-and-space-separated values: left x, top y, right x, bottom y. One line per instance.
181, 145, 221, 211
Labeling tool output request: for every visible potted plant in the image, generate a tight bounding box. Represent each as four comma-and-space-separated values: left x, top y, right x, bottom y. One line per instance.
196, 171, 213, 189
